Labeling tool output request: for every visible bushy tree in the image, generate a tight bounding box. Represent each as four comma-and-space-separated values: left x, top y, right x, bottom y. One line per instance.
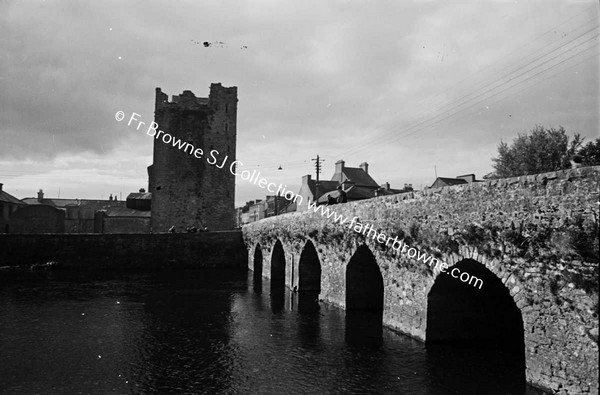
486, 125, 584, 179
577, 137, 600, 166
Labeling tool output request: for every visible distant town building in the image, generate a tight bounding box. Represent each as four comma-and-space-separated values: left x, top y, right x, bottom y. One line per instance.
0, 183, 26, 233
14, 188, 149, 234
247, 200, 267, 223
148, 83, 237, 232
430, 173, 480, 189
126, 189, 151, 211
376, 182, 414, 196
295, 160, 411, 208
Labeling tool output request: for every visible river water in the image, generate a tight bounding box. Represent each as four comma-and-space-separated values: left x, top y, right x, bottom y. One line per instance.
0, 269, 539, 394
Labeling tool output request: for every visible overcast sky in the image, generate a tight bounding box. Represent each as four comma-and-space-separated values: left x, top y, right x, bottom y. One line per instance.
1, 0, 598, 206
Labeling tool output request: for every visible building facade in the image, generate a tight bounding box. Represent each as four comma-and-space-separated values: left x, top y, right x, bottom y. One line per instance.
148, 83, 238, 232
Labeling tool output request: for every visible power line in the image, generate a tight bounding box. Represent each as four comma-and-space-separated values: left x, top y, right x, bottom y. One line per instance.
351, 41, 599, 158
337, 26, 599, 158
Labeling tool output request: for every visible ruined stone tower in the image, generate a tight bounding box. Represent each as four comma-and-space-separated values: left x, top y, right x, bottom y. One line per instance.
147, 83, 237, 232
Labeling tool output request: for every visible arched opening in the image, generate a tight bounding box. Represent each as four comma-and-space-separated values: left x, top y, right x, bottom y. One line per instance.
298, 240, 321, 292
270, 240, 286, 288
346, 245, 383, 311
426, 258, 525, 389
252, 244, 263, 293
253, 244, 263, 276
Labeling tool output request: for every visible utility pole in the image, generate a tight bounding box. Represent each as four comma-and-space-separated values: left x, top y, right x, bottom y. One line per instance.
311, 155, 325, 205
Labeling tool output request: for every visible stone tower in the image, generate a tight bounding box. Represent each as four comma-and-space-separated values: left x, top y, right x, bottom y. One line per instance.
148, 83, 237, 232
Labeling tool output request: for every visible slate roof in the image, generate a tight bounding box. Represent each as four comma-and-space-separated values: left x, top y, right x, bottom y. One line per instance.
21, 198, 126, 210
338, 167, 379, 188
0, 190, 24, 205
432, 177, 468, 187
307, 179, 339, 198
101, 207, 151, 217
126, 192, 152, 200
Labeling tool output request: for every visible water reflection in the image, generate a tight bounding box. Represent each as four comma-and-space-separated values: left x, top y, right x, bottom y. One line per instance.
0, 269, 533, 394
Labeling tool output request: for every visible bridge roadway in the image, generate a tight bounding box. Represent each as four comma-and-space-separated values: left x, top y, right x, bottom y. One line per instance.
243, 166, 599, 395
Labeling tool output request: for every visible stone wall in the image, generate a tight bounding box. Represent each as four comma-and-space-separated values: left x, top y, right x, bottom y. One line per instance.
0, 231, 246, 269
149, 83, 237, 232
243, 166, 599, 394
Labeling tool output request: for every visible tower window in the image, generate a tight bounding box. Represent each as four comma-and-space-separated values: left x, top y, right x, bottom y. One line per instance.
225, 103, 229, 113
224, 123, 229, 132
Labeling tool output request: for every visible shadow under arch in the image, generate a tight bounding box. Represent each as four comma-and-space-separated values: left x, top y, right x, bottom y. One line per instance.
426, 258, 526, 390
298, 240, 321, 292
346, 244, 383, 311
252, 244, 263, 293
269, 240, 286, 313
270, 240, 286, 286
345, 244, 384, 348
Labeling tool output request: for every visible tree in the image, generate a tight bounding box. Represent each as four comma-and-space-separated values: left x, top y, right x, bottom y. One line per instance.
577, 138, 600, 166
486, 125, 584, 179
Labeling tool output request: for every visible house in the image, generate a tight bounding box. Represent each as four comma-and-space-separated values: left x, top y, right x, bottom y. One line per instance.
265, 195, 293, 217
15, 188, 150, 233
296, 175, 339, 211
236, 200, 259, 226
430, 174, 480, 189
317, 160, 407, 205
0, 183, 26, 233
247, 200, 267, 223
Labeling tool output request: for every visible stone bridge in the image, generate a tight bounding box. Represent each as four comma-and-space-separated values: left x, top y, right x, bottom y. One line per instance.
243, 166, 599, 394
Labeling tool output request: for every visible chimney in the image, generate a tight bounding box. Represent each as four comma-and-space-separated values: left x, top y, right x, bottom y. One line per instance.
360, 162, 369, 174
335, 160, 345, 182
0, 183, 3, 192
37, 189, 44, 202
302, 174, 312, 184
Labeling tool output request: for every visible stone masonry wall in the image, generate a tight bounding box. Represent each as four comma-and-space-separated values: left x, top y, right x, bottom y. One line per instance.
0, 231, 246, 269
150, 83, 237, 232
243, 166, 599, 394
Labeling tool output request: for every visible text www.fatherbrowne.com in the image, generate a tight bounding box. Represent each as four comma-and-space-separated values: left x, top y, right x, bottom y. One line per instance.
307, 200, 484, 289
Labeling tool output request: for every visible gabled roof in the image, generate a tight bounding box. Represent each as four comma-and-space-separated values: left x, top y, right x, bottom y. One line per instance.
0, 190, 24, 205
307, 179, 339, 198
432, 177, 468, 187
340, 167, 379, 188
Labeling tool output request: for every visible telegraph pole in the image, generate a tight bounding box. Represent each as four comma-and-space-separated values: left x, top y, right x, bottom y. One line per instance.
311, 155, 325, 205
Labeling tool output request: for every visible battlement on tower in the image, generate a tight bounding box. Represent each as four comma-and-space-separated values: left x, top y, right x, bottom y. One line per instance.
155, 83, 238, 112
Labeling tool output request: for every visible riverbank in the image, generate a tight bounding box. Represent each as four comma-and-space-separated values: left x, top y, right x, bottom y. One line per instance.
0, 232, 247, 270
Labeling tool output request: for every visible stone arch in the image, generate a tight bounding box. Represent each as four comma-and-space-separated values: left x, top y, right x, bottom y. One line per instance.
426, 258, 524, 348
346, 244, 383, 311
270, 239, 286, 286
298, 240, 321, 292
252, 243, 263, 277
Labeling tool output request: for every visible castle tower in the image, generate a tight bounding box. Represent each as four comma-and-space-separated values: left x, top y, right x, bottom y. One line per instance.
147, 83, 237, 231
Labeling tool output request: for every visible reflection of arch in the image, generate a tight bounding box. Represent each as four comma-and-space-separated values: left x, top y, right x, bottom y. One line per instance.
426, 258, 524, 348
298, 240, 321, 292
253, 244, 263, 277
270, 240, 286, 285
346, 245, 383, 311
